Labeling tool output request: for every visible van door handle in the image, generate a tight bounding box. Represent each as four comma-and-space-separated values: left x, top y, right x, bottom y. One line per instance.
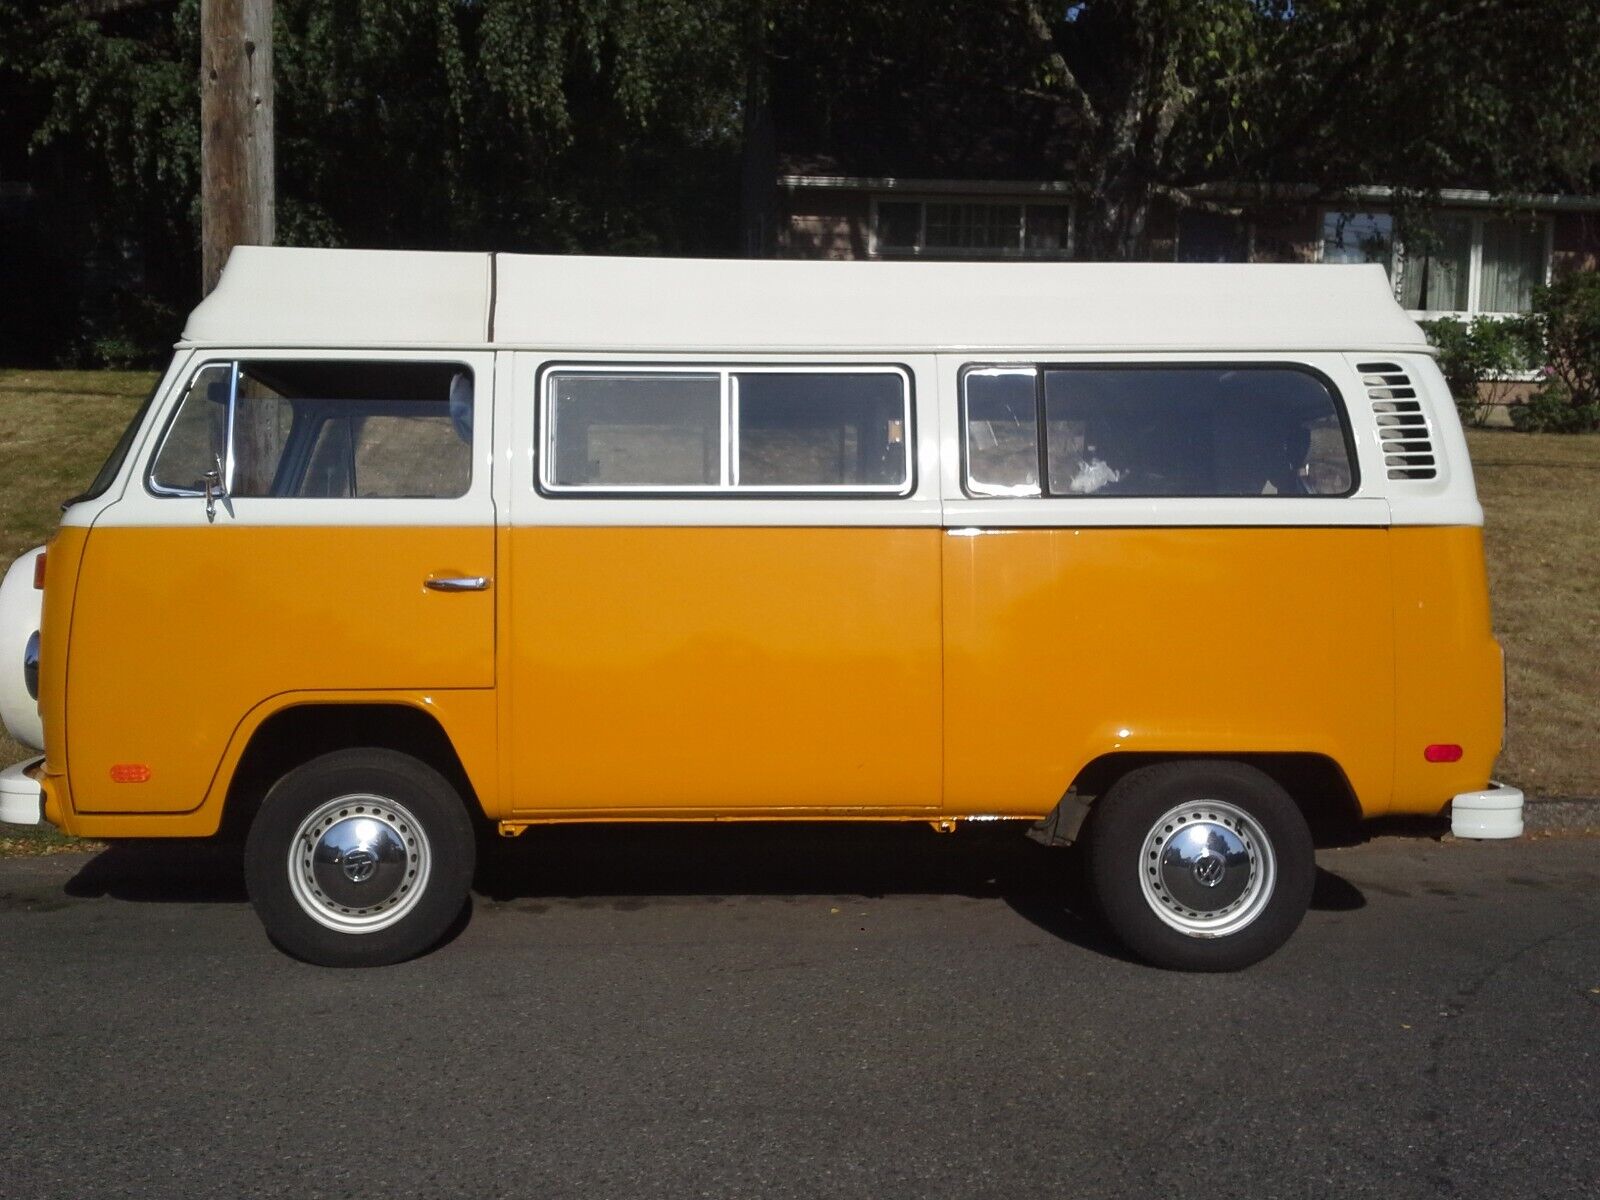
425, 576, 490, 592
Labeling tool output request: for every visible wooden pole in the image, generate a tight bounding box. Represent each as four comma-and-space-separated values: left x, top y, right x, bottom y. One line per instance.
200, 0, 274, 295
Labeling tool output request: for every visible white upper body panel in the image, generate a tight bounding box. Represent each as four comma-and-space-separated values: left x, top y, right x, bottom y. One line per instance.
180, 247, 1427, 356
60, 247, 1478, 531
183, 247, 493, 347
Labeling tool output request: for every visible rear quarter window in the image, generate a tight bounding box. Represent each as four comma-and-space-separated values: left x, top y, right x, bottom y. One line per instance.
963, 364, 1356, 498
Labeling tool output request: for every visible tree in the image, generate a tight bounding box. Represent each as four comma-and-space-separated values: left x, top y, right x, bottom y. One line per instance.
769, 0, 1600, 260
4, 0, 1600, 362
0, 0, 750, 361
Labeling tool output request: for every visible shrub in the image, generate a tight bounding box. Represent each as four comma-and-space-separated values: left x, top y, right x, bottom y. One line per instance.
1519, 271, 1600, 432
61, 288, 179, 370
1420, 315, 1533, 427
1509, 384, 1600, 433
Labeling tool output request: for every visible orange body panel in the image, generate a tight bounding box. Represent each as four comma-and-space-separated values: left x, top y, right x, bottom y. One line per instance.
63, 525, 495, 819
942, 527, 1398, 816
38, 518, 1502, 837
503, 527, 943, 814
1389, 526, 1503, 812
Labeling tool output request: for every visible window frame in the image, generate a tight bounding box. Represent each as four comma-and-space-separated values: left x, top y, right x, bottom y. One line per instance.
144, 356, 479, 501
957, 360, 1360, 501
536, 362, 916, 499
868, 195, 1074, 260
146, 359, 238, 498
1316, 208, 1554, 318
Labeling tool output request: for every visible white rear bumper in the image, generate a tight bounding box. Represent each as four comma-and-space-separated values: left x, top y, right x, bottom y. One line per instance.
0, 756, 43, 826
1451, 783, 1525, 839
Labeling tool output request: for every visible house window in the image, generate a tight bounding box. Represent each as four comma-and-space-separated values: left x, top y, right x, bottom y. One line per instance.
1478, 218, 1547, 314
1397, 217, 1472, 312
871, 197, 1070, 258
1321, 211, 1395, 266
1320, 209, 1550, 315
1176, 211, 1250, 262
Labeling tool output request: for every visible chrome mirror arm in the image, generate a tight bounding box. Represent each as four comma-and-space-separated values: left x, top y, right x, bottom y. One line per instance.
202, 455, 233, 523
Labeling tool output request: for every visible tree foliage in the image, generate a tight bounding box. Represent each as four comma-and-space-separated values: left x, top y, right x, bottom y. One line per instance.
2, 0, 1599, 361
772, 0, 1600, 259
0, 0, 750, 361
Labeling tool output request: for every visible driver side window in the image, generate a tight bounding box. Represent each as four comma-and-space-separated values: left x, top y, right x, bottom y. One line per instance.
149, 360, 475, 499
149, 364, 231, 493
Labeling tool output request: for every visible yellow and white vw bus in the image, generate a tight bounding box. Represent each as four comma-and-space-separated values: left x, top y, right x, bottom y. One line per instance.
0, 248, 1521, 969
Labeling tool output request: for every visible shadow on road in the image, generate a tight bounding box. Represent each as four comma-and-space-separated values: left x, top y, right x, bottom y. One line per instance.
58, 823, 1366, 961
65, 839, 249, 903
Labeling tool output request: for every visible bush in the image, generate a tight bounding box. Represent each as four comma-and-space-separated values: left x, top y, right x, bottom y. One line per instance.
1420, 315, 1533, 427
1509, 384, 1600, 433
62, 287, 179, 370
1519, 271, 1600, 432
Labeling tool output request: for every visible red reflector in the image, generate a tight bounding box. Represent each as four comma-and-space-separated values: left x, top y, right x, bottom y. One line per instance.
109, 764, 152, 784
32, 553, 46, 590
1424, 744, 1463, 763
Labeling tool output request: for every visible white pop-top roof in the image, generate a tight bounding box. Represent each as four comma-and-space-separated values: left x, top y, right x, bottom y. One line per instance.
182, 245, 1428, 353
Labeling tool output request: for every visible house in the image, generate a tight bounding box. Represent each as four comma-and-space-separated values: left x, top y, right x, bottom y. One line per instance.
772, 174, 1600, 327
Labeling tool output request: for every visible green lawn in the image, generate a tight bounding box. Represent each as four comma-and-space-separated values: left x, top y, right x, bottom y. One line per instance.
0, 372, 1595, 854
0, 370, 154, 852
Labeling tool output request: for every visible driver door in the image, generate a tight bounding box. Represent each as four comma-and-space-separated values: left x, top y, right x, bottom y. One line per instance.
67, 351, 496, 814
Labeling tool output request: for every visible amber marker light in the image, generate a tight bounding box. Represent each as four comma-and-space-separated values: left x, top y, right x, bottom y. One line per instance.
32, 553, 46, 589
1424, 744, 1463, 763
109, 764, 152, 783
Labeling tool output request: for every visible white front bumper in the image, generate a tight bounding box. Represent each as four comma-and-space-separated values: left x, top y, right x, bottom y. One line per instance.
0, 547, 45, 752
1451, 783, 1525, 839
0, 756, 43, 826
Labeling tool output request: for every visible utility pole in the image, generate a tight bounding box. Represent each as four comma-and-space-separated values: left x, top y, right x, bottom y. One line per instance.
200, 0, 273, 294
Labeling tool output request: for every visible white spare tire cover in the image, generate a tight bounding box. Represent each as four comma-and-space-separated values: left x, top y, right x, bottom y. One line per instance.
0, 547, 45, 751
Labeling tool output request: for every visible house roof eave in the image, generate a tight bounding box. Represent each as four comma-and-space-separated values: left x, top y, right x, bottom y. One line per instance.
779, 174, 1600, 212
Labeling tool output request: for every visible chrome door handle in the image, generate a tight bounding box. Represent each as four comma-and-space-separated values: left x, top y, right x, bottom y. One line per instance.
425, 576, 490, 592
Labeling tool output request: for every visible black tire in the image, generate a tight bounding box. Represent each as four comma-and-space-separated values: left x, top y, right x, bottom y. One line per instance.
1086, 760, 1314, 972
244, 748, 476, 967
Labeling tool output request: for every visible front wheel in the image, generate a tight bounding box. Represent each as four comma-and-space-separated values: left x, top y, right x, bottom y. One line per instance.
244, 748, 477, 967
1086, 761, 1314, 972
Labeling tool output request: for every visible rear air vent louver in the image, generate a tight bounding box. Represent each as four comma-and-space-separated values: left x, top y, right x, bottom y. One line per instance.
1359, 361, 1437, 481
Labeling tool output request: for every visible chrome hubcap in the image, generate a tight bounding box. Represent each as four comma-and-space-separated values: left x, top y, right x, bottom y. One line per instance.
1137, 799, 1276, 938
287, 794, 431, 934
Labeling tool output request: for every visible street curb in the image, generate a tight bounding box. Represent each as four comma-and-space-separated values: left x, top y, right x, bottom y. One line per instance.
1523, 796, 1600, 836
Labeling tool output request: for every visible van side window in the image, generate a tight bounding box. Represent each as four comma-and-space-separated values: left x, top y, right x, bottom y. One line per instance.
550, 373, 722, 487
734, 372, 905, 487
964, 368, 1041, 496
542, 367, 912, 494
149, 364, 232, 493
961, 365, 1354, 498
150, 361, 473, 499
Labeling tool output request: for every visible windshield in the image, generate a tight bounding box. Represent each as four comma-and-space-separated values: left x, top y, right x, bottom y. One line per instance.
61, 372, 165, 510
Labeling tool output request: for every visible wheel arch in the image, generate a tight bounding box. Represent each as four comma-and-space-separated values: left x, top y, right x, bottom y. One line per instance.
1062, 751, 1363, 845
216, 699, 490, 842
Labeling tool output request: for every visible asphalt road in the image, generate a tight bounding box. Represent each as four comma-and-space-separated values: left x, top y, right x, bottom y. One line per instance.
1, 825, 1597, 1200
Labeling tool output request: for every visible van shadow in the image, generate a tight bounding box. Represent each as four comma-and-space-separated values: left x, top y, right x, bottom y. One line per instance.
61, 824, 1366, 959
477, 821, 1139, 961
479, 822, 1366, 950
66, 839, 250, 903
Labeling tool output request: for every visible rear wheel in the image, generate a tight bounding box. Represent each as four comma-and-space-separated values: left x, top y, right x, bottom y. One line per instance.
244, 748, 476, 967
1086, 761, 1314, 971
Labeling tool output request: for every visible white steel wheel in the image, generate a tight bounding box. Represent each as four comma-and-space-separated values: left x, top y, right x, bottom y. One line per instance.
245, 748, 476, 967
1087, 761, 1314, 972
1135, 798, 1278, 938
286, 794, 433, 934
